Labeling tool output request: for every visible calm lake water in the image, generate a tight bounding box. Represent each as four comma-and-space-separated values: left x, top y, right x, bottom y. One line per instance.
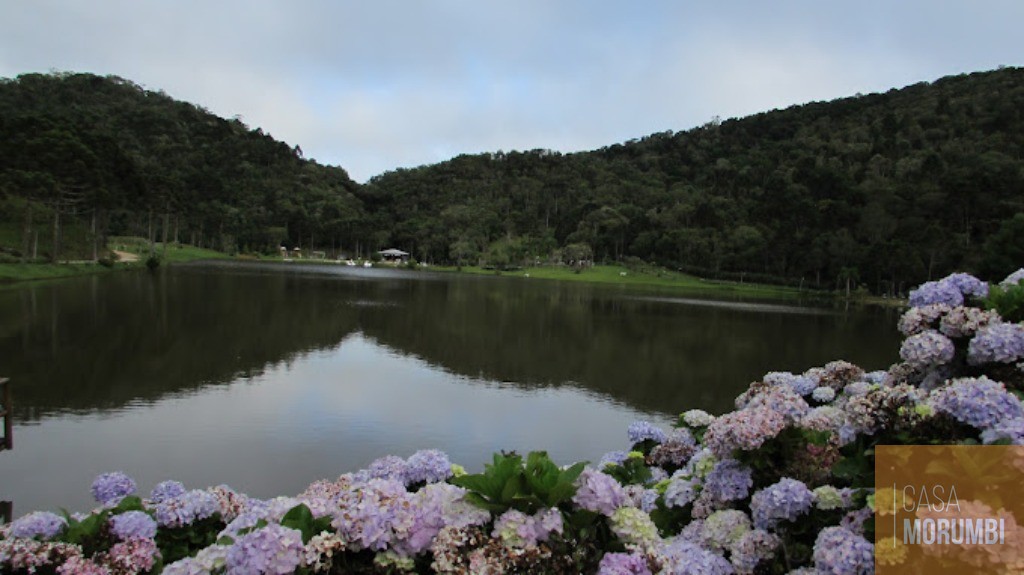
0, 262, 902, 515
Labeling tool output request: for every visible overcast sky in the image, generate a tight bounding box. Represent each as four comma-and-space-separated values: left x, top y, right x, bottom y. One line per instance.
2, 1, 1022, 182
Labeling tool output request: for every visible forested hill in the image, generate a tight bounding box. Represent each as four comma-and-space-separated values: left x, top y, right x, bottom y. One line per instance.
366, 67, 1024, 293
0, 72, 364, 261
2, 69, 1023, 294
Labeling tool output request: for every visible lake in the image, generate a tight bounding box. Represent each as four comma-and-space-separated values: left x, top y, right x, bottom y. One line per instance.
0, 261, 902, 515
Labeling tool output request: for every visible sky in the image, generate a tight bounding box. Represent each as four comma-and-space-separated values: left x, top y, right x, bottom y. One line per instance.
2, 1, 1023, 183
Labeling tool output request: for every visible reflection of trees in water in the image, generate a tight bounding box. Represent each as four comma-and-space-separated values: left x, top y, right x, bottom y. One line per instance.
0, 270, 361, 421
0, 264, 902, 420
359, 279, 902, 414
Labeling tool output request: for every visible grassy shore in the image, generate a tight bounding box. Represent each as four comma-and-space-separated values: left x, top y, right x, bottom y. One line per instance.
429, 264, 819, 300
0, 242, 227, 284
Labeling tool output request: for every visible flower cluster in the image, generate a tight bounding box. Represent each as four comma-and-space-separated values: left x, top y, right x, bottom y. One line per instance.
109, 510, 158, 541
750, 477, 814, 530
225, 523, 304, 574
8, 511, 67, 540
90, 471, 137, 506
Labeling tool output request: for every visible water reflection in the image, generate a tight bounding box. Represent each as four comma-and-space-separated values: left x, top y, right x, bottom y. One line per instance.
0, 262, 902, 513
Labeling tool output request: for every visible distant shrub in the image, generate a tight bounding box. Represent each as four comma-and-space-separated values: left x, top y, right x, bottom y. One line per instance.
98, 258, 115, 268
145, 255, 161, 271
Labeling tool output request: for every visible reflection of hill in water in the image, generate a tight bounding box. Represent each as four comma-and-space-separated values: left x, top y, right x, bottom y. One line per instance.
0, 269, 361, 420
356, 278, 902, 414
0, 263, 902, 420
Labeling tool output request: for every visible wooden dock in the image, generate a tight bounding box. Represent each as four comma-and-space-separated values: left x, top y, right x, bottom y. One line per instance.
0, 378, 10, 451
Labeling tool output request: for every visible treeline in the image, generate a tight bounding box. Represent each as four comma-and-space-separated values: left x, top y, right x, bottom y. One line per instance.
366, 67, 1024, 294
2, 68, 1023, 293
0, 72, 364, 262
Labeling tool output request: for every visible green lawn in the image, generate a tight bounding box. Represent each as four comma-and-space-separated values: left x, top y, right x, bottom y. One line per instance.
0, 262, 122, 282
430, 264, 810, 299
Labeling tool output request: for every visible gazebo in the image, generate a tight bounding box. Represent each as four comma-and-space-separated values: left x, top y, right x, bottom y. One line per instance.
378, 248, 410, 263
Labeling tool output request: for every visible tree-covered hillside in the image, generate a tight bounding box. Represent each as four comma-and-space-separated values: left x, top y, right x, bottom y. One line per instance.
0, 72, 363, 262
2, 68, 1022, 293
366, 67, 1024, 293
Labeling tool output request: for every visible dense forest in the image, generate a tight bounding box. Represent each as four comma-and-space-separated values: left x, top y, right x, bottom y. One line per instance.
2, 68, 1023, 293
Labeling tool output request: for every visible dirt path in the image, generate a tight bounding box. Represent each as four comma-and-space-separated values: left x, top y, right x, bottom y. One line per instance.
113, 250, 140, 262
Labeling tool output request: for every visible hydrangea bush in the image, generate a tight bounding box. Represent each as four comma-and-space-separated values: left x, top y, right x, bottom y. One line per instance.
2, 270, 1023, 574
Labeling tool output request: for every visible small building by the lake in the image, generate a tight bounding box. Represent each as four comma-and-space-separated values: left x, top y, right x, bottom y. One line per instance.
378, 248, 410, 263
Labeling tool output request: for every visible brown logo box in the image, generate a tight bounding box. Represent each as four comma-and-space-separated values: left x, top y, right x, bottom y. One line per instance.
875, 445, 1024, 574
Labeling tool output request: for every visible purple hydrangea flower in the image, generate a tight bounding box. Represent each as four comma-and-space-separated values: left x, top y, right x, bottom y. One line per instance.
149, 480, 187, 503
967, 322, 1024, 365
762, 371, 818, 396
909, 280, 964, 308
573, 468, 627, 516
598, 552, 652, 575
730, 529, 780, 574
813, 526, 873, 575
704, 407, 787, 457
152, 489, 220, 528
107, 537, 160, 573
492, 508, 563, 548
900, 330, 955, 368
403, 449, 452, 485
939, 306, 999, 339
736, 384, 809, 423
664, 472, 698, 508
225, 523, 304, 575
109, 510, 158, 540
750, 477, 814, 530
600, 450, 630, 468
944, 273, 989, 299
657, 538, 734, 575
929, 376, 1024, 431
897, 303, 951, 336
1001, 268, 1024, 287
91, 471, 137, 505
366, 455, 407, 481
330, 478, 412, 551
9, 511, 67, 539
981, 417, 1024, 444
704, 459, 754, 503
628, 421, 667, 444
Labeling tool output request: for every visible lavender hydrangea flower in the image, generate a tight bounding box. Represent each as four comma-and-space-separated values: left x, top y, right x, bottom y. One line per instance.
573, 468, 627, 516
944, 273, 989, 299
492, 508, 562, 548
898, 303, 952, 336
91, 471, 137, 505
149, 480, 186, 503
649, 429, 699, 467
939, 306, 999, 339
403, 449, 452, 485
703, 459, 753, 502
109, 510, 158, 540
664, 471, 698, 508
597, 552, 652, 575
763, 371, 818, 396
9, 511, 67, 539
750, 477, 814, 530
152, 489, 220, 528
967, 322, 1024, 365
981, 417, 1024, 444
909, 279, 964, 308
730, 529, 780, 575
628, 421, 667, 444
736, 383, 810, 423
331, 478, 412, 551
600, 450, 630, 468
656, 538, 733, 575
1001, 268, 1024, 287
367, 455, 407, 481
900, 330, 955, 369
929, 376, 1024, 431
225, 523, 304, 575
813, 526, 873, 575
704, 407, 786, 457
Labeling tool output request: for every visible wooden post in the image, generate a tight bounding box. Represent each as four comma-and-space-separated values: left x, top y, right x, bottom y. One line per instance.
0, 501, 11, 524
0, 378, 10, 451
